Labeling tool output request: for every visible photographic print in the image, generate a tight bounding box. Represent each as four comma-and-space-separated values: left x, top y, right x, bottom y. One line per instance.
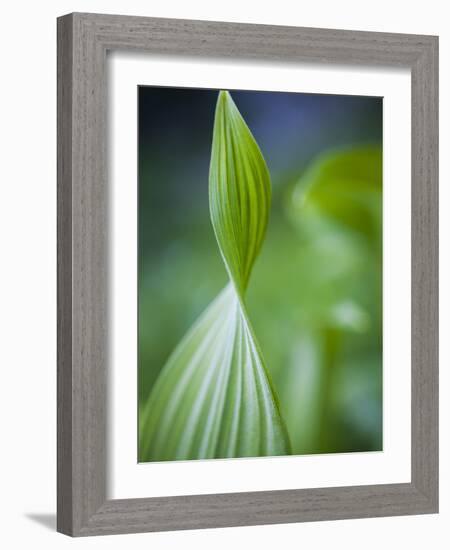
138, 87, 382, 463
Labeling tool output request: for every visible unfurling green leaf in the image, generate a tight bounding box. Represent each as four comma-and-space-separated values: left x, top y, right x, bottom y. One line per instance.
209, 91, 271, 294
139, 91, 291, 461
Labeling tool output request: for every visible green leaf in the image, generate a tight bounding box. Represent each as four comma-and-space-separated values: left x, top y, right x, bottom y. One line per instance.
139, 91, 290, 461
209, 91, 271, 294
292, 146, 382, 245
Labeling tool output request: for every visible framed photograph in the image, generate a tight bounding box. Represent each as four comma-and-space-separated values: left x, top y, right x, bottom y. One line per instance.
57, 12, 438, 536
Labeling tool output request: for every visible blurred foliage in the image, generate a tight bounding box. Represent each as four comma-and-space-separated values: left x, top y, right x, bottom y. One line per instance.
138, 88, 382, 459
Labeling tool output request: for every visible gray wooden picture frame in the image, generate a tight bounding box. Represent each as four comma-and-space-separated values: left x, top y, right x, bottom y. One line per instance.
57, 12, 439, 537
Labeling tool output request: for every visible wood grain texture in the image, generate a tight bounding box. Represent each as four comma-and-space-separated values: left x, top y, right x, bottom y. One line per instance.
57, 13, 73, 535
410, 36, 439, 506
57, 12, 439, 537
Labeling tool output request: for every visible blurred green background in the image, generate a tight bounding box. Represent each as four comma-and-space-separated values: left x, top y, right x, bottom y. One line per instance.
139, 87, 383, 456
